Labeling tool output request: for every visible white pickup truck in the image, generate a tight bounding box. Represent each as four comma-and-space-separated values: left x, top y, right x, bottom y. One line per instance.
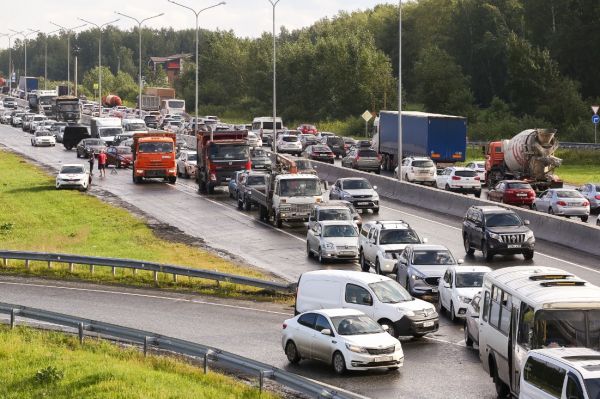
359, 220, 425, 274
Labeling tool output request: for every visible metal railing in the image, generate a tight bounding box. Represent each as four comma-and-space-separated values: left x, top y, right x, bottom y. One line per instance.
467, 140, 600, 150
0, 302, 366, 399
0, 250, 294, 293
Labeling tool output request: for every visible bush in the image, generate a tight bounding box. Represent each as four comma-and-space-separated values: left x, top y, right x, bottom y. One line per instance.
35, 366, 64, 384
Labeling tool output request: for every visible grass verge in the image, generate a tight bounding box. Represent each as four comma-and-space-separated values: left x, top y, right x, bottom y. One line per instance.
0, 325, 278, 399
0, 149, 290, 302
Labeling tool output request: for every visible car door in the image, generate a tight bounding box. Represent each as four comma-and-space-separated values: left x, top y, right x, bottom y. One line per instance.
536, 191, 549, 212
310, 314, 335, 362
489, 182, 503, 202
344, 283, 375, 318
471, 210, 485, 249
309, 224, 321, 254
364, 228, 377, 264
466, 294, 481, 343
436, 168, 448, 188
396, 247, 410, 284
439, 269, 452, 309
295, 313, 317, 358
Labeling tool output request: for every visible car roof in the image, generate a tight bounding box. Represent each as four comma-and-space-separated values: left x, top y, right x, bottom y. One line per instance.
310, 308, 365, 318
447, 265, 492, 273
302, 270, 394, 285
318, 220, 355, 227
530, 348, 600, 379
60, 164, 86, 169
338, 177, 369, 182
501, 180, 529, 184
406, 244, 449, 251
368, 220, 410, 229
471, 205, 512, 213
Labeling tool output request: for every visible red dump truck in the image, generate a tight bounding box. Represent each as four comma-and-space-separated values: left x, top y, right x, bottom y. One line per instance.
196, 130, 251, 194
132, 132, 177, 184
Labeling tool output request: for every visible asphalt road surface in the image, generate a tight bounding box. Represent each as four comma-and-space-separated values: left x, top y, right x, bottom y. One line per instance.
2, 122, 600, 399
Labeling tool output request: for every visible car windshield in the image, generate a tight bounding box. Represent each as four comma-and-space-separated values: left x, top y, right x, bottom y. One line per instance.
507, 182, 532, 189
412, 250, 455, 265
369, 280, 412, 303
379, 229, 421, 245
126, 123, 147, 131
36, 131, 52, 137
319, 209, 351, 221
331, 315, 383, 336
100, 128, 122, 137
168, 100, 185, 108
485, 213, 522, 227
585, 378, 600, 399
295, 160, 313, 170
85, 140, 104, 146
455, 272, 486, 288
322, 224, 357, 237
556, 190, 582, 198
357, 149, 378, 157
282, 136, 298, 142
246, 176, 266, 186
413, 160, 435, 168
533, 310, 600, 350
342, 179, 371, 190
138, 142, 173, 153
279, 178, 321, 197
209, 144, 248, 160
187, 153, 197, 161
58, 103, 79, 112
60, 166, 84, 174
251, 149, 267, 157
116, 147, 132, 154
455, 170, 477, 177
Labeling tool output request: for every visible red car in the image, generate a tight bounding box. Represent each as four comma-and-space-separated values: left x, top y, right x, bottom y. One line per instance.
106, 145, 133, 168
297, 124, 318, 135
487, 180, 536, 206
301, 144, 335, 164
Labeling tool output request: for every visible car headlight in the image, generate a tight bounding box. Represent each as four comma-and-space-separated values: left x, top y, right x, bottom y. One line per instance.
372, 193, 379, 200
403, 310, 415, 317
458, 296, 471, 304
411, 271, 425, 280
324, 242, 335, 249
525, 230, 534, 241
341, 193, 352, 200
383, 252, 394, 259
394, 343, 403, 352
345, 343, 367, 353
489, 232, 501, 241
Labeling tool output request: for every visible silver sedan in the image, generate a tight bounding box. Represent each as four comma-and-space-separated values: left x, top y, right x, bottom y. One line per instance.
532, 189, 590, 222
577, 183, 600, 213
306, 221, 359, 263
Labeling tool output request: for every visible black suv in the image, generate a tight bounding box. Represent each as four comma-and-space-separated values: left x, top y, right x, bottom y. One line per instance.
462, 206, 535, 261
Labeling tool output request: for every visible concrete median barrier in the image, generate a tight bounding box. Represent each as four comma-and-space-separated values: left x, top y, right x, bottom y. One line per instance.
313, 161, 600, 257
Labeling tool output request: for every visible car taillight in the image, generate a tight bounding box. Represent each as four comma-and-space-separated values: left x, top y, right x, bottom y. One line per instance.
282, 323, 287, 329
245, 159, 252, 170
556, 201, 567, 206
583, 201, 589, 206
474, 176, 480, 181
595, 195, 600, 200
451, 176, 461, 180
208, 162, 217, 173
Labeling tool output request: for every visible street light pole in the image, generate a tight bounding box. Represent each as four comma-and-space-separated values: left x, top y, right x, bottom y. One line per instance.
115, 11, 164, 114
168, 0, 225, 136
0, 33, 17, 92
397, 0, 403, 182
78, 18, 119, 113
267, 0, 281, 154
50, 22, 87, 95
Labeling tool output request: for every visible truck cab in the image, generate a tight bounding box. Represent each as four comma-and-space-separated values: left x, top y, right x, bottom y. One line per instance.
132, 132, 177, 184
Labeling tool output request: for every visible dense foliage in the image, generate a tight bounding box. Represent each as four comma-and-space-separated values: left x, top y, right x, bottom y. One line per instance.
1, 1, 598, 140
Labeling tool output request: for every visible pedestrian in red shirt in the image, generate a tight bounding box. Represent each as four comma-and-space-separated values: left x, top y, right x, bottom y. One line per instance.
98, 150, 108, 177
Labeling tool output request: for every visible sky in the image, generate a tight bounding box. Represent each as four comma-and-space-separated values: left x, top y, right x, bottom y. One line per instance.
1, 0, 397, 47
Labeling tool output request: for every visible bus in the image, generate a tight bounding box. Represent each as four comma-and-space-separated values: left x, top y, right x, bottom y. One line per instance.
478, 266, 600, 397
160, 98, 186, 116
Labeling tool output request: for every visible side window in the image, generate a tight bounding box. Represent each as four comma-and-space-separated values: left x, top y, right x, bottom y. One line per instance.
565, 373, 584, 399
518, 303, 535, 349
443, 270, 451, 284
490, 286, 502, 329
367, 228, 374, 241
500, 291, 512, 334
298, 313, 317, 329
314, 315, 332, 333
472, 294, 481, 314
360, 225, 370, 238
523, 357, 565, 398
345, 284, 373, 306
372, 229, 379, 244
476, 211, 483, 226
482, 290, 490, 322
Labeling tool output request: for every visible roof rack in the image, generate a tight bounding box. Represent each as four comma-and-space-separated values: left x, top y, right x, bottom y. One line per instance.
375, 220, 410, 228
539, 280, 586, 287
529, 274, 574, 281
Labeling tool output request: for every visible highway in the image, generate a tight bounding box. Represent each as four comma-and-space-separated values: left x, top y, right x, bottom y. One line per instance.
2, 122, 600, 398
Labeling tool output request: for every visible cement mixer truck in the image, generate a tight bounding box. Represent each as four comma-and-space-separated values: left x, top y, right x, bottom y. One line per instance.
484, 128, 563, 191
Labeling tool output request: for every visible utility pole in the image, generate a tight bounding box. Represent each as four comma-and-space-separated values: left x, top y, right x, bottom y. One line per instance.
397, 0, 403, 182
0, 32, 18, 92
268, 0, 281, 153
50, 22, 87, 95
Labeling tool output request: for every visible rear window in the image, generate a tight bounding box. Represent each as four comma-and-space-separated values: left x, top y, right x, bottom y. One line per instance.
412, 160, 434, 168
507, 182, 532, 190
313, 145, 331, 152
455, 170, 477, 177
327, 137, 344, 145
556, 190, 582, 198
282, 136, 298, 142
246, 176, 266, 185
357, 149, 378, 157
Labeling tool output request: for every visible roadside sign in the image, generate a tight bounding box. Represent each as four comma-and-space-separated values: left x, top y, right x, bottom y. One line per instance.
593, 115, 600, 125
361, 110, 373, 122
93, 83, 99, 90
592, 105, 599, 115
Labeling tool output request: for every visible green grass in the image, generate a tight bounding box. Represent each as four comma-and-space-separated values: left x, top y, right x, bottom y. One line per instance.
0, 326, 278, 399
0, 149, 290, 301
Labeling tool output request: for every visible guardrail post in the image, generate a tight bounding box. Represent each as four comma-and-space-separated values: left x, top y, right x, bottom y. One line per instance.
259, 370, 264, 393
153, 271, 158, 284
78, 322, 84, 344
69, 262, 74, 272
2, 258, 6, 267
204, 352, 209, 374
47, 260, 52, 269
173, 274, 177, 283
89, 265, 94, 274
112, 267, 116, 277
25, 259, 30, 270
144, 336, 149, 357
10, 309, 16, 329
133, 269, 137, 276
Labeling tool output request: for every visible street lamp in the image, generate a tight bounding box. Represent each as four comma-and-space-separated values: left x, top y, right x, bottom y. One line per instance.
168, 0, 225, 136
43, 29, 61, 90
49, 22, 87, 95
77, 17, 119, 113
115, 11, 164, 113
397, 0, 403, 182
267, 0, 281, 153
0, 32, 18, 92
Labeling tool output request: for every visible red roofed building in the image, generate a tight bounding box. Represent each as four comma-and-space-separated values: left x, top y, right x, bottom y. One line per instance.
148, 53, 192, 86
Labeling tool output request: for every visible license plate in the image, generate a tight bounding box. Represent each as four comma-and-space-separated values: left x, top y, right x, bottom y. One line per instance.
423, 321, 434, 327
431, 288, 438, 293
516, 193, 527, 197
357, 202, 369, 205
375, 356, 393, 362
508, 244, 521, 249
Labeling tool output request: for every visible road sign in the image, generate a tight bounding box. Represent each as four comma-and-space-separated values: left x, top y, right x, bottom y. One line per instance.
361, 110, 373, 122
93, 83, 99, 90
592, 105, 599, 115
593, 115, 600, 125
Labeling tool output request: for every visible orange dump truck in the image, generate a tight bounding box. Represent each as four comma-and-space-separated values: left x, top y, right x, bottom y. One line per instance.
132, 132, 177, 184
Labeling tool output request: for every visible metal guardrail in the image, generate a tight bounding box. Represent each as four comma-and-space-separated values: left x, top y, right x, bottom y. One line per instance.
0, 302, 366, 399
0, 250, 294, 293
467, 140, 600, 150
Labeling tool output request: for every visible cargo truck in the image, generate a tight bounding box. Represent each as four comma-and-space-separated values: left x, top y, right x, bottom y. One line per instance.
28, 90, 57, 115
132, 132, 177, 184
52, 96, 81, 122
484, 128, 563, 191
90, 117, 124, 145
195, 130, 251, 194
141, 87, 175, 112
374, 111, 467, 171
18, 76, 39, 94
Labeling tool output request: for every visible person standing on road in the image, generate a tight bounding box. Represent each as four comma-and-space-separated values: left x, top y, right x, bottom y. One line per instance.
98, 150, 107, 178
88, 153, 95, 176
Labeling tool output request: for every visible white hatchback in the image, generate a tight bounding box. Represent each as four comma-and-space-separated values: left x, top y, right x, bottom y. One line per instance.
56, 164, 90, 191
437, 265, 491, 322
397, 157, 437, 184
436, 167, 482, 197
282, 308, 403, 374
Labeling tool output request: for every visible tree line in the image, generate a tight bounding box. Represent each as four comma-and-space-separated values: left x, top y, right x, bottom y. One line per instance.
1, 0, 598, 141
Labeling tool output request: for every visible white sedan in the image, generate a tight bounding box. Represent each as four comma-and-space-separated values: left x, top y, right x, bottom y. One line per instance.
437, 265, 491, 322
56, 164, 90, 191
282, 308, 404, 374
31, 130, 56, 147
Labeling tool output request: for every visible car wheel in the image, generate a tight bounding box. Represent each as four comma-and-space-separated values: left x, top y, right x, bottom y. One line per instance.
474, 191, 481, 198
372, 207, 380, 214
549, 207, 554, 215
581, 215, 589, 223
359, 252, 369, 272
332, 351, 346, 375
375, 258, 382, 275
184, 169, 190, 179
445, 184, 451, 191
523, 250, 534, 260
449, 302, 456, 322
380, 319, 397, 338
176, 168, 181, 177
168, 176, 177, 184
285, 341, 301, 364
306, 242, 312, 258
464, 236, 475, 256
318, 248, 325, 264
482, 242, 494, 261
464, 322, 474, 347
237, 197, 243, 209
243, 197, 251, 211
532, 204, 537, 211
275, 214, 283, 228
491, 358, 510, 398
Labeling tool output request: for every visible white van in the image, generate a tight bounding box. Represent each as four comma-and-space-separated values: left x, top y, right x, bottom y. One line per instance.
520, 348, 600, 399
295, 270, 438, 338
122, 118, 148, 135
252, 116, 283, 147
160, 98, 186, 116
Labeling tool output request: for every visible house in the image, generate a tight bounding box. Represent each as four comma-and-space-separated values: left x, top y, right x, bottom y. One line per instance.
148, 53, 192, 85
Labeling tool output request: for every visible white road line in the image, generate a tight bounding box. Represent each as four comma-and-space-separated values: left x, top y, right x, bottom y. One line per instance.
423, 336, 467, 348
380, 204, 600, 275
0, 281, 292, 316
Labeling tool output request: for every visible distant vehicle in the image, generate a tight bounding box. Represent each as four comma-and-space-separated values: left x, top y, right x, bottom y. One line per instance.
252, 116, 283, 147
18, 76, 39, 94
435, 167, 482, 197
122, 118, 148, 135
175, 150, 197, 178
62, 125, 91, 151
322, 136, 346, 158
2, 97, 17, 109
397, 156, 437, 184
295, 270, 438, 338
437, 265, 491, 322
132, 132, 178, 184
306, 220, 359, 263
465, 160, 486, 182
329, 177, 379, 213
250, 147, 272, 171
160, 98, 186, 116
76, 138, 106, 158
281, 308, 404, 374
28, 115, 48, 133
91, 117, 124, 145
55, 164, 89, 191
315, 131, 336, 143
294, 159, 317, 175
276, 134, 302, 155
299, 133, 320, 150
236, 171, 268, 211
296, 124, 318, 135
487, 180, 536, 206
143, 115, 159, 129
463, 292, 482, 347
228, 170, 246, 200
463, 205, 535, 261
105, 145, 133, 169
246, 131, 262, 148
30, 129, 56, 147
341, 147, 381, 173
342, 137, 357, 151
308, 202, 361, 231
532, 188, 590, 222
53, 124, 68, 143
302, 144, 335, 163
52, 95, 81, 122
577, 183, 600, 213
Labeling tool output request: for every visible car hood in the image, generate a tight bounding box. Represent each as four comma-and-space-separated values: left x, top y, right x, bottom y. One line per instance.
379, 244, 410, 252
343, 189, 376, 196
411, 264, 449, 277
342, 332, 399, 349
453, 287, 481, 299
391, 297, 436, 313
321, 237, 359, 246
58, 173, 86, 179
487, 226, 530, 234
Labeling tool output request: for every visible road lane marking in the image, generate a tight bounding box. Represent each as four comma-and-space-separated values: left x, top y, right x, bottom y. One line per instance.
0, 281, 292, 316
422, 336, 467, 347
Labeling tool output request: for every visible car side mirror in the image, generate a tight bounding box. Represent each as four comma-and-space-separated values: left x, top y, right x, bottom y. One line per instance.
444, 283, 450, 288
320, 328, 332, 336
422, 237, 428, 244
381, 324, 390, 332
457, 259, 464, 265
373, 185, 378, 191
524, 220, 530, 225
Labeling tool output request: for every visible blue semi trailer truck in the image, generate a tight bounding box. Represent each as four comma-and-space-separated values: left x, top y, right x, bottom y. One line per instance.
374, 110, 467, 171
